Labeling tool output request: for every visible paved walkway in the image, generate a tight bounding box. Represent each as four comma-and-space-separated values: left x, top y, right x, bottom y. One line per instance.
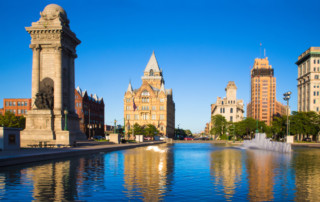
0, 141, 165, 167
292, 143, 320, 148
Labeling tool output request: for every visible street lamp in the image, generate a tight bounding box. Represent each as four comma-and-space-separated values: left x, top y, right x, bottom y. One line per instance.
283, 91, 292, 141
64, 109, 68, 131
114, 119, 117, 133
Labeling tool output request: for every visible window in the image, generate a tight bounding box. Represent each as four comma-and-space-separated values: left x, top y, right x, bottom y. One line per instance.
18, 109, 21, 114
79, 103, 81, 107
314, 99, 316, 104
142, 98, 149, 103
13, 102, 16, 106
25, 102, 27, 106
142, 106, 149, 110
152, 114, 156, 120
126, 115, 130, 120
13, 110, 16, 114
134, 114, 139, 120
230, 108, 233, 113
230, 116, 233, 122
18, 102, 21, 106
5, 102, 8, 106
142, 113, 149, 120
160, 115, 164, 120
160, 98, 164, 102
126, 106, 131, 110
25, 110, 27, 114
149, 69, 154, 76
160, 126, 164, 131
160, 106, 164, 110
314, 91, 316, 96
152, 106, 156, 110
9, 101, 12, 106
142, 90, 150, 96
314, 59, 316, 64
315, 75, 319, 79
126, 98, 130, 102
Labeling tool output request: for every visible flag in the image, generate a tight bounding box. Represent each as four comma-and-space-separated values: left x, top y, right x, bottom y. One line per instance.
133, 98, 137, 111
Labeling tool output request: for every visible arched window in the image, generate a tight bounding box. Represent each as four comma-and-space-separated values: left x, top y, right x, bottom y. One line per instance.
149, 69, 154, 76
142, 90, 150, 96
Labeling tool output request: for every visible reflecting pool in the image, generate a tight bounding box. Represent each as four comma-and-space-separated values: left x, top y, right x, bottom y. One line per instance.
1, 143, 320, 201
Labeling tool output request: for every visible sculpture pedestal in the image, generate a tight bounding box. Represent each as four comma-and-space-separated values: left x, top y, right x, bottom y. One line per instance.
286, 136, 294, 144
109, 133, 120, 144
20, 109, 86, 147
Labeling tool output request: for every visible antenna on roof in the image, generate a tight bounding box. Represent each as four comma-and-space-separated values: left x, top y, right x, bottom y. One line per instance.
264, 48, 266, 58
260, 42, 262, 58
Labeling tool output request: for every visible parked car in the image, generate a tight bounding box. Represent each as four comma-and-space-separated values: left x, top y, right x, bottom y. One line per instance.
184, 137, 194, 141
303, 137, 312, 142
144, 137, 152, 141
94, 136, 103, 140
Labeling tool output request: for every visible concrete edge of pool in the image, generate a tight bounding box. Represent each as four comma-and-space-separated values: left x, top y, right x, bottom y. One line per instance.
0, 141, 165, 167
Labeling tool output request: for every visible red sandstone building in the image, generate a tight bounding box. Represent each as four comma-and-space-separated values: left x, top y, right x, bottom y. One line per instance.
2, 99, 32, 116
75, 87, 105, 139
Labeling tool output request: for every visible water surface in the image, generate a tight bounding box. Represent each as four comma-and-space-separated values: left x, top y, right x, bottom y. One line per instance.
0, 143, 319, 201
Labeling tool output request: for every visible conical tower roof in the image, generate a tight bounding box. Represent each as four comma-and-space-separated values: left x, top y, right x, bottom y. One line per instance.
127, 82, 133, 93
144, 51, 160, 73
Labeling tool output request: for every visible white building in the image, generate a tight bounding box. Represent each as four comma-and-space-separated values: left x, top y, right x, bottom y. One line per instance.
211, 81, 244, 122
296, 47, 320, 112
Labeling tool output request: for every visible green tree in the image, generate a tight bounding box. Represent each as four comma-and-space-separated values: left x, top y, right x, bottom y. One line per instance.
184, 129, 193, 136
144, 124, 159, 137
0, 111, 26, 129
128, 123, 145, 135
210, 115, 227, 137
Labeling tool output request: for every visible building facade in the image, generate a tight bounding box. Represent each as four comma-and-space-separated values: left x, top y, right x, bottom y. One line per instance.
2, 99, 31, 116
124, 52, 175, 138
211, 81, 244, 123
247, 57, 287, 126
296, 47, 320, 112
75, 87, 104, 139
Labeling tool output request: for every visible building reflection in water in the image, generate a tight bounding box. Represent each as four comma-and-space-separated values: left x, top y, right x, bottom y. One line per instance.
22, 160, 78, 201
21, 155, 105, 201
210, 149, 242, 200
123, 145, 173, 201
246, 150, 277, 201
293, 148, 320, 201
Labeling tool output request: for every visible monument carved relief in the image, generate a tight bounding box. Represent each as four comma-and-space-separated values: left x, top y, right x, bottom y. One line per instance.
35, 78, 54, 110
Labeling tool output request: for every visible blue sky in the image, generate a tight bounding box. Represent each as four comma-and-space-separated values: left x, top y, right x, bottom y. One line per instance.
1, 0, 319, 133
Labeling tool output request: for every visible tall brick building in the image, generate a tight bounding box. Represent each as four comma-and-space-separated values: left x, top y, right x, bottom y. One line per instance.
247, 57, 287, 126
124, 52, 175, 138
75, 87, 104, 139
2, 99, 32, 116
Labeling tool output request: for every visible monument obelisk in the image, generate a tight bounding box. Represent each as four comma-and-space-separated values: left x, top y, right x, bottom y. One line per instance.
21, 4, 86, 147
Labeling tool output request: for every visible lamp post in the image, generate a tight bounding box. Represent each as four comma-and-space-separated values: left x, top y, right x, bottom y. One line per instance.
114, 119, 117, 133
283, 91, 292, 141
64, 109, 68, 131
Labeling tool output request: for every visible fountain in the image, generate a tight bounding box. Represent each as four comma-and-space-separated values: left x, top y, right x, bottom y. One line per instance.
243, 133, 292, 153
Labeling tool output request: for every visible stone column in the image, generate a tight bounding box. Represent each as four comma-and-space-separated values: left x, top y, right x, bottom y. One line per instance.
54, 46, 63, 113
31, 44, 40, 109
69, 55, 75, 113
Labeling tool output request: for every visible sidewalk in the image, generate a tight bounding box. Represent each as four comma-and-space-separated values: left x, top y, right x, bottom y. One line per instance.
0, 141, 165, 167
292, 143, 320, 148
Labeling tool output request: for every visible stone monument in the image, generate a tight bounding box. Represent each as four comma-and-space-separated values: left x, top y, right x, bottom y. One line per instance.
21, 4, 86, 147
